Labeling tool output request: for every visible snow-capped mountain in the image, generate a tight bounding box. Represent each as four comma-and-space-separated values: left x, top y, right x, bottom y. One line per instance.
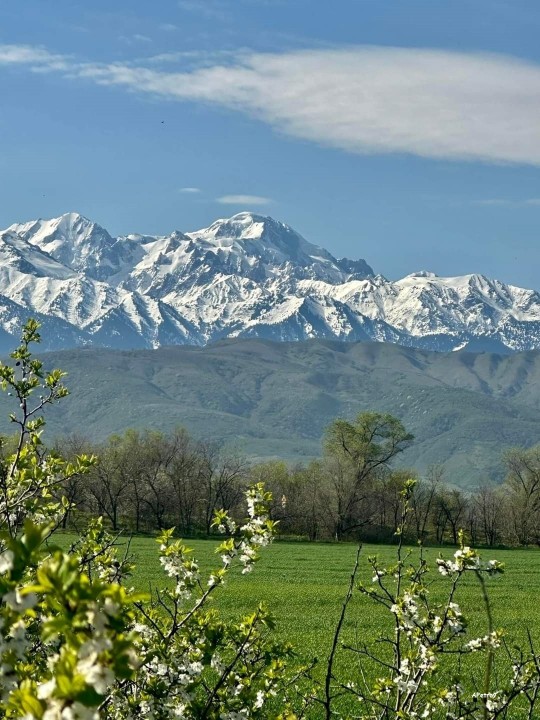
0, 210, 539, 353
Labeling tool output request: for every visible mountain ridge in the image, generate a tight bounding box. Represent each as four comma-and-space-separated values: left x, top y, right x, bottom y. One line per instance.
7, 337, 540, 488
1, 210, 539, 353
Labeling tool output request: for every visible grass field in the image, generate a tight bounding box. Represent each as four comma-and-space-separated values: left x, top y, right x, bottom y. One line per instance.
61, 533, 540, 668
53, 533, 540, 713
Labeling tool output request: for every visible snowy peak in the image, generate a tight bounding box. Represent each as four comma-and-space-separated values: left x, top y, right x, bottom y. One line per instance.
394, 271, 540, 318
200, 212, 272, 240
403, 270, 439, 279
10, 212, 111, 251
9, 212, 120, 281
186, 212, 372, 283
191, 212, 325, 259
1, 210, 540, 353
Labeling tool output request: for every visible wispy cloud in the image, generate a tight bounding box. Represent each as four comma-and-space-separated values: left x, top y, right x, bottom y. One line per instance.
4, 43, 540, 166
177, 0, 290, 13
119, 34, 152, 45
217, 194, 272, 205
0, 44, 67, 70
179, 187, 201, 193
146, 51, 191, 65
474, 198, 540, 207
144, 49, 242, 67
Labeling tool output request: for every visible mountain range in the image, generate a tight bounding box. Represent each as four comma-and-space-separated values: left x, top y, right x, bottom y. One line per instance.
1, 211, 540, 352
4, 338, 538, 488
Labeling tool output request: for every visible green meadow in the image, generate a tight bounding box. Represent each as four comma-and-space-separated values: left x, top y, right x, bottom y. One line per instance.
59, 534, 540, 668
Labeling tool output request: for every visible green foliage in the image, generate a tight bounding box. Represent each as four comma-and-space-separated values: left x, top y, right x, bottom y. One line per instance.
324, 411, 413, 476
0, 321, 301, 719
0, 320, 95, 539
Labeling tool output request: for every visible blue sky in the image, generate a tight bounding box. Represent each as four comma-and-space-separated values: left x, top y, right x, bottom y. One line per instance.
1, 0, 540, 288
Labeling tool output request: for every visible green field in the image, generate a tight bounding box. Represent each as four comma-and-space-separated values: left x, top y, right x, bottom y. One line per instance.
70, 534, 540, 666
52, 533, 540, 713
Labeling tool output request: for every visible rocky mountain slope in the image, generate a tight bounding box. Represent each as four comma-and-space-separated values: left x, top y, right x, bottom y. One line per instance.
1, 211, 540, 352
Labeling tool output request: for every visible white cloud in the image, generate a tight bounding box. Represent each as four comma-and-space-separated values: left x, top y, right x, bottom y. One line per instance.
0, 44, 67, 70
73, 47, 540, 166
4, 43, 540, 165
179, 187, 201, 193
217, 194, 272, 205
145, 49, 244, 67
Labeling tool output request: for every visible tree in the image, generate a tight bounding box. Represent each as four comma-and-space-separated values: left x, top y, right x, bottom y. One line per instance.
325, 412, 413, 481
86, 435, 133, 531
197, 441, 248, 534
161, 427, 201, 534
373, 469, 419, 541
316, 481, 540, 719
410, 465, 443, 543
503, 445, 540, 545
436, 487, 467, 545
472, 485, 504, 547
0, 319, 91, 538
323, 412, 413, 539
251, 460, 328, 540
52, 433, 93, 528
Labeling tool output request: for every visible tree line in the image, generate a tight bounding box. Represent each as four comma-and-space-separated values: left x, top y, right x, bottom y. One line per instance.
27, 412, 540, 546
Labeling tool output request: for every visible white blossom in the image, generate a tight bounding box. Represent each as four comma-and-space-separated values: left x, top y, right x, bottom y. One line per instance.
4, 589, 37, 612
0, 551, 14, 574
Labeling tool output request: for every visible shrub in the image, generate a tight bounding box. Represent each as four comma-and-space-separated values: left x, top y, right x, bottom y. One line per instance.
0, 321, 297, 719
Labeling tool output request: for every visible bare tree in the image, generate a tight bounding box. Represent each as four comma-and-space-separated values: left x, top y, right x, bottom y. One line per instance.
503, 445, 540, 545
86, 435, 132, 531
474, 484, 504, 546
435, 488, 467, 545
410, 465, 443, 543
197, 443, 248, 534
52, 433, 94, 528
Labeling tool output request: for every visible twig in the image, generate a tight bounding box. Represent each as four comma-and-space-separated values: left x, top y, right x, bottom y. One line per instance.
324, 543, 362, 719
